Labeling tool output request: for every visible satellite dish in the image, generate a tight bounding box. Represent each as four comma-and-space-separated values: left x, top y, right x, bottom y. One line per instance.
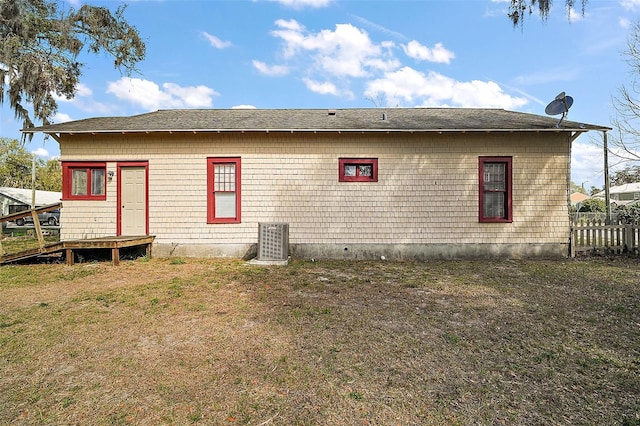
545, 92, 574, 127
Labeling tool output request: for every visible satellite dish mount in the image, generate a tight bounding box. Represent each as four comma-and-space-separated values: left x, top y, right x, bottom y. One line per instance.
545, 92, 574, 127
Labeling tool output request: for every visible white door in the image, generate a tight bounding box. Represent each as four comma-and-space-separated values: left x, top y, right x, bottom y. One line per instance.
120, 166, 147, 235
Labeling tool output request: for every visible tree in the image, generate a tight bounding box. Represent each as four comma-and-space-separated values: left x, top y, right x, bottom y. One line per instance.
0, 137, 32, 187
36, 158, 62, 192
0, 137, 61, 191
508, 0, 588, 27
610, 165, 640, 186
611, 21, 640, 164
578, 198, 605, 213
570, 181, 587, 194
0, 0, 145, 133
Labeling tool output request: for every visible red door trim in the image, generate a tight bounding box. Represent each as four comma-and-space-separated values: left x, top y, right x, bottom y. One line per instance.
116, 161, 149, 236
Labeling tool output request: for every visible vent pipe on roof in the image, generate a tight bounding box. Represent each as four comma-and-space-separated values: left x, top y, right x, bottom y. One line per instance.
328, 109, 336, 116
382, 112, 387, 121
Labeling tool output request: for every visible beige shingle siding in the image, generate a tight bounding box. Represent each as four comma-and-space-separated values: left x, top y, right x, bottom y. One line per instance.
58, 131, 570, 257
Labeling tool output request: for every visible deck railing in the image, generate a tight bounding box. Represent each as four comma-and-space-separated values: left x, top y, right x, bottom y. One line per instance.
1, 203, 62, 258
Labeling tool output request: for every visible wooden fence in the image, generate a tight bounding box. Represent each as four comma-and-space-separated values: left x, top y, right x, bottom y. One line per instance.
570, 219, 640, 257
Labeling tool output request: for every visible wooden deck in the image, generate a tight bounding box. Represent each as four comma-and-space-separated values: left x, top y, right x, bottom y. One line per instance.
2, 204, 154, 266
0, 236, 155, 266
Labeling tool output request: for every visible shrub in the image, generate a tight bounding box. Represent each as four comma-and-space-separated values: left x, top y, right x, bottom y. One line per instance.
615, 204, 640, 224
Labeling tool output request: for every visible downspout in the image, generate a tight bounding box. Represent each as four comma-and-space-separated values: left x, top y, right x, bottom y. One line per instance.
567, 132, 574, 256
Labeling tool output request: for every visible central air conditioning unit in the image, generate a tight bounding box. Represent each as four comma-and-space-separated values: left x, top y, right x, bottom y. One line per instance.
257, 223, 289, 261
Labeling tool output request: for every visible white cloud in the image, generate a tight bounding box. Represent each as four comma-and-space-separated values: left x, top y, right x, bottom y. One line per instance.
352, 15, 408, 41
567, 7, 586, 22
270, 0, 332, 8
620, 0, 640, 12
365, 66, 528, 109
52, 83, 92, 102
512, 66, 578, 86
263, 19, 525, 108
163, 83, 218, 107
483, 0, 511, 18
106, 77, 218, 110
31, 147, 49, 158
303, 78, 339, 96
274, 18, 305, 32
52, 112, 73, 123
50, 82, 112, 115
571, 140, 605, 187
570, 137, 640, 190
620, 17, 632, 29
271, 20, 398, 78
402, 40, 455, 64
202, 32, 232, 49
252, 60, 289, 76
74, 83, 93, 98
272, 19, 307, 58
232, 105, 257, 109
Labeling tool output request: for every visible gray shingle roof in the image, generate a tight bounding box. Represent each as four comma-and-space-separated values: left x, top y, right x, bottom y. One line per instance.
22, 108, 609, 134
593, 182, 640, 197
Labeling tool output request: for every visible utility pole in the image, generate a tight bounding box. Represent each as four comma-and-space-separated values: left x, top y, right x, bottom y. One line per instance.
31, 153, 36, 209
603, 131, 611, 224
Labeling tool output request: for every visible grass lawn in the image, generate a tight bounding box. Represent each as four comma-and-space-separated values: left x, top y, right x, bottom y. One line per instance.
0, 257, 638, 425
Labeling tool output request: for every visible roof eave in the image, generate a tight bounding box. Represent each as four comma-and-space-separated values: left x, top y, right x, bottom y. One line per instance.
22, 127, 604, 135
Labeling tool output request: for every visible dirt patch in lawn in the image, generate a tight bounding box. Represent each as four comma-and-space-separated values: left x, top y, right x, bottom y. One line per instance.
0, 257, 638, 425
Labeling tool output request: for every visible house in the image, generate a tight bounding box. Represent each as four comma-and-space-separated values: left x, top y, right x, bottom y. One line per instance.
593, 182, 640, 207
570, 192, 590, 208
0, 187, 61, 216
22, 108, 608, 259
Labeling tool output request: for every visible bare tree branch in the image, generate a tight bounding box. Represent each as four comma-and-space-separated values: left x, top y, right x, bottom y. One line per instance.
611, 21, 640, 164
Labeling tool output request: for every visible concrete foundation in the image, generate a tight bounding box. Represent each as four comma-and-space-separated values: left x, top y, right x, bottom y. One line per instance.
290, 243, 568, 260
152, 242, 568, 260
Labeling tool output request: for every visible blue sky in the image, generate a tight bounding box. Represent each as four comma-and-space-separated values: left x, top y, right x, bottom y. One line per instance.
1, 0, 639, 190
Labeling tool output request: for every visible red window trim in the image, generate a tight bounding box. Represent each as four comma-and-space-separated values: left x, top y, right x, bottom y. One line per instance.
338, 158, 378, 182
207, 157, 241, 224
61, 161, 107, 201
478, 156, 512, 223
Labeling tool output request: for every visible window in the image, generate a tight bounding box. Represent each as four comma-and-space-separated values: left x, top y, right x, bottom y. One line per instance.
339, 158, 378, 182
479, 157, 512, 223
207, 157, 241, 223
62, 162, 107, 200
